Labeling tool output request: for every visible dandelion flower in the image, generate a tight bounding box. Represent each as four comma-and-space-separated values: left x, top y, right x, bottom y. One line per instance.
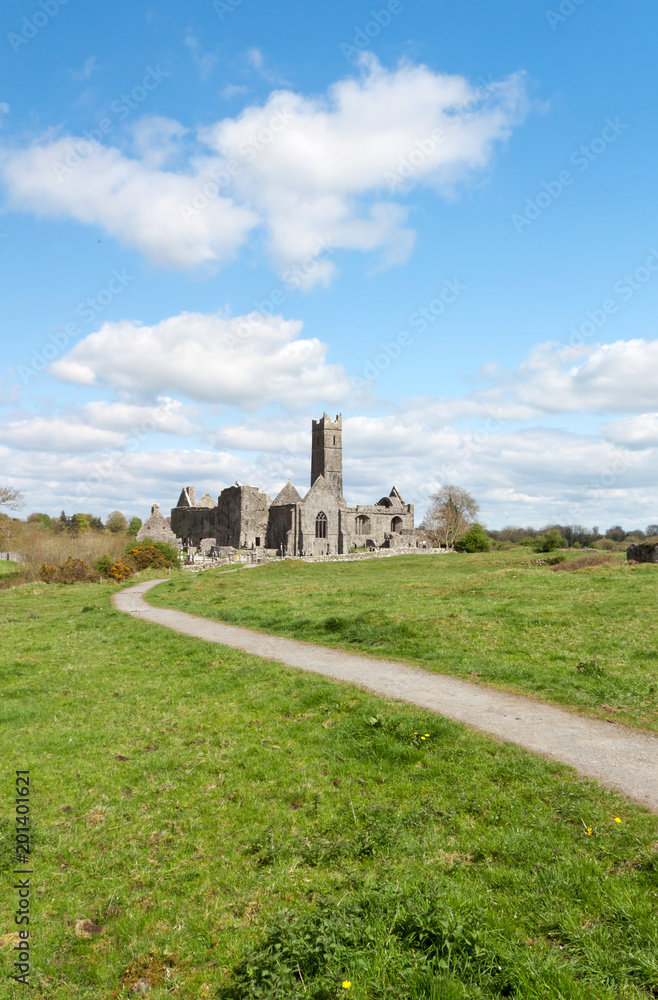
586, 828, 592, 836
342, 982, 351, 989
424, 733, 430, 737
614, 817, 622, 823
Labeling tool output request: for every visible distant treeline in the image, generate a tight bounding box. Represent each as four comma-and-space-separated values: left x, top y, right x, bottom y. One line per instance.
487, 524, 658, 547
22, 511, 142, 536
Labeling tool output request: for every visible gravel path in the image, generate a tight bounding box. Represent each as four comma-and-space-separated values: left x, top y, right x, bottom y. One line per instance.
115, 579, 658, 813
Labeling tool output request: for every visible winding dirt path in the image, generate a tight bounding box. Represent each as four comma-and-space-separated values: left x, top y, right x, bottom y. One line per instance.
115, 579, 658, 813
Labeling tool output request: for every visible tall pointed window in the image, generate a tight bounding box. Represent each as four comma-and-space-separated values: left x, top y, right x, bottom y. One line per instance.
315, 512, 327, 538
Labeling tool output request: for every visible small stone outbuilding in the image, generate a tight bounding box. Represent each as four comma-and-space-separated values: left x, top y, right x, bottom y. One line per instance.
135, 504, 180, 545
627, 541, 658, 563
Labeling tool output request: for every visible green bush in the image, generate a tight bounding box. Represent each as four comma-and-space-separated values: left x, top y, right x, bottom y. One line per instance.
455, 524, 490, 553
534, 529, 563, 553
95, 554, 113, 576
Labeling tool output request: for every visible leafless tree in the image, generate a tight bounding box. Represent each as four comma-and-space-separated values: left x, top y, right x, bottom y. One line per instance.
422, 485, 479, 549
0, 486, 24, 511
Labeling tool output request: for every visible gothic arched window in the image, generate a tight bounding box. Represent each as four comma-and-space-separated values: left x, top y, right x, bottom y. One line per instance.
315, 512, 327, 538
355, 515, 370, 535
391, 516, 403, 533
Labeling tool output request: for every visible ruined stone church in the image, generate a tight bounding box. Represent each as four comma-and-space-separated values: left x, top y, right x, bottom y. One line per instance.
138, 414, 424, 556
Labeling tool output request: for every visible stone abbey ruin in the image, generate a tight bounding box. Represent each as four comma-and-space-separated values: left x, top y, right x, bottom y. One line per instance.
137, 414, 428, 557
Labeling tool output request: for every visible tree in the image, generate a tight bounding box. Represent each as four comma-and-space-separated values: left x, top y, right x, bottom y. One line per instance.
127, 517, 143, 537
422, 485, 479, 549
0, 486, 23, 511
646, 524, 658, 538
105, 511, 128, 534
72, 513, 91, 533
27, 512, 51, 529
455, 523, 490, 552
605, 525, 626, 542
534, 529, 563, 553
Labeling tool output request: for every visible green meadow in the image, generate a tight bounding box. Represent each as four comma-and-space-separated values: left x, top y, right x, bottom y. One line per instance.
148, 549, 658, 732
0, 570, 656, 998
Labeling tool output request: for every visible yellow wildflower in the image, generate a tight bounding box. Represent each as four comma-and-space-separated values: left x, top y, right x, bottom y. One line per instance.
342, 982, 351, 989
614, 817, 622, 823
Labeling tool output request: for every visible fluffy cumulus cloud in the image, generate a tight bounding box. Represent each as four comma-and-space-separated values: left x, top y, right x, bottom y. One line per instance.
0, 398, 197, 453
49, 310, 357, 410
395, 338, 658, 423
601, 413, 658, 449
0, 57, 527, 279
0, 127, 257, 269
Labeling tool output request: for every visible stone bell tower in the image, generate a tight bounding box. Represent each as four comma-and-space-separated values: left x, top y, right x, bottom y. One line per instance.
311, 413, 343, 497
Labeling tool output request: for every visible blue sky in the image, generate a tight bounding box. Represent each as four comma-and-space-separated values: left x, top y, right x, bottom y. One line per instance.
1, 0, 658, 529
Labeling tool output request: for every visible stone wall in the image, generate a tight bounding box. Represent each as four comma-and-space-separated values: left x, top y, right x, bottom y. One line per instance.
350, 498, 414, 548
627, 542, 658, 563
216, 484, 270, 548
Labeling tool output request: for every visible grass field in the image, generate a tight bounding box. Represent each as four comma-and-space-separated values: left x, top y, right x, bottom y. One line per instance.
0, 562, 20, 579
0, 576, 657, 999
147, 550, 658, 732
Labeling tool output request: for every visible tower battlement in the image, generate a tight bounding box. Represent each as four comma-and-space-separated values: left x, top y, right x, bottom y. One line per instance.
311, 413, 343, 497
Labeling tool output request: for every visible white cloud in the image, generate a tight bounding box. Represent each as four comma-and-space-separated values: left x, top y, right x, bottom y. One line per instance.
69, 57, 99, 83
0, 398, 197, 453
130, 116, 189, 169
81, 397, 199, 436
221, 84, 249, 100
0, 57, 528, 280
388, 339, 658, 424
49, 310, 358, 410
184, 35, 217, 79
0, 135, 257, 269
0, 417, 125, 453
601, 413, 658, 449
511, 339, 658, 414
248, 48, 265, 72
